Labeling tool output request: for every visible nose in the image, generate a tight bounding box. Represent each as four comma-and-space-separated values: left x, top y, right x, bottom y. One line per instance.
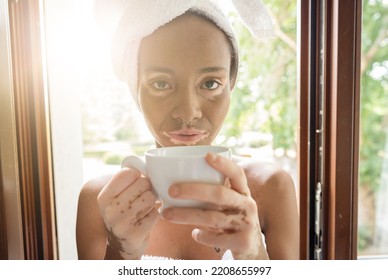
172, 89, 202, 124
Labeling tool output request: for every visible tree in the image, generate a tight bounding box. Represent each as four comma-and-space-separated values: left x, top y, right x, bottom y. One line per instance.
358, 0, 388, 254
221, 0, 297, 154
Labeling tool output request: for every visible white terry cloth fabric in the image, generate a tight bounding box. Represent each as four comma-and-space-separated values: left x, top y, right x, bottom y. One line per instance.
141, 249, 234, 260
94, 0, 274, 104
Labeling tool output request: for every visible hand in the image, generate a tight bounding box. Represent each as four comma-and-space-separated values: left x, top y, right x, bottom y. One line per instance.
161, 153, 268, 260
97, 168, 159, 259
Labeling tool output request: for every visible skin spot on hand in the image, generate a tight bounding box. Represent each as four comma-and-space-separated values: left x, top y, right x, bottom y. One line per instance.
241, 214, 249, 224
229, 219, 240, 228
221, 209, 241, 215
223, 228, 237, 234
107, 229, 126, 255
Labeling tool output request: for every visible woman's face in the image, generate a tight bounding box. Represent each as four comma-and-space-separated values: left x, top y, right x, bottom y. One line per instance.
138, 13, 235, 147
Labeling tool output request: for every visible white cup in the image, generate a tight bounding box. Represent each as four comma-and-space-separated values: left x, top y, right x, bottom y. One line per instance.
121, 145, 231, 209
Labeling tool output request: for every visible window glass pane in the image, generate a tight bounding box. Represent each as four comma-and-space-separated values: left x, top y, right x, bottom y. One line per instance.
358, 0, 388, 257
44, 0, 297, 259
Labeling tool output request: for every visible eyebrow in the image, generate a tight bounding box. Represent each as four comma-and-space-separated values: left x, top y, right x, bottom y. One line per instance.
144, 66, 227, 75
145, 67, 175, 74
198, 67, 227, 74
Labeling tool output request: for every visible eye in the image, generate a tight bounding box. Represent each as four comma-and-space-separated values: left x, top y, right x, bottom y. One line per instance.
151, 80, 171, 90
202, 80, 220, 90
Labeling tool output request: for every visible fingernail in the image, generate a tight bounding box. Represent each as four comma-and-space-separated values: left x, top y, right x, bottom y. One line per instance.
207, 152, 217, 162
162, 208, 173, 220
169, 185, 180, 197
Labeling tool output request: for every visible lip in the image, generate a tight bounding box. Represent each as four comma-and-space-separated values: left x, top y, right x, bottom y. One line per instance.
163, 129, 209, 145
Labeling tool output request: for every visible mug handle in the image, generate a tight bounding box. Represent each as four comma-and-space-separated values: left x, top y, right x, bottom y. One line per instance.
121, 156, 148, 177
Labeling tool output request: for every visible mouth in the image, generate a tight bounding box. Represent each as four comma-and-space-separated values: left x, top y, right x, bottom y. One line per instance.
163, 129, 209, 145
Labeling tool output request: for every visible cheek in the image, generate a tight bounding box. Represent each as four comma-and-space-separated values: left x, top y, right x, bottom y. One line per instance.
142, 107, 159, 127
216, 93, 230, 117
207, 94, 230, 126
139, 93, 164, 130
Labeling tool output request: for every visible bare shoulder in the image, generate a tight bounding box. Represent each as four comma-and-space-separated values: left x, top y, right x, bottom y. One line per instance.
79, 174, 113, 201
238, 159, 299, 259
76, 174, 113, 259
239, 159, 297, 229
240, 159, 295, 197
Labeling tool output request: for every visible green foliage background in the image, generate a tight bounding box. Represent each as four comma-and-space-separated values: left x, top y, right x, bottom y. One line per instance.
358, 0, 388, 253
221, 0, 297, 152
359, 0, 388, 192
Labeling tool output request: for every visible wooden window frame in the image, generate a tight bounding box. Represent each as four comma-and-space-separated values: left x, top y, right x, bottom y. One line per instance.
299, 0, 362, 259
298, 0, 310, 260
326, 0, 361, 259
0, 0, 57, 260
0, 0, 24, 260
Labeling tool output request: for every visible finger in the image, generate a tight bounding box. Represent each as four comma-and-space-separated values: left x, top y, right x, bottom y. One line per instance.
224, 178, 232, 188
98, 168, 141, 202
162, 207, 245, 230
169, 183, 244, 209
125, 209, 160, 257
205, 153, 250, 195
104, 189, 157, 226
131, 208, 160, 236
192, 228, 254, 253
109, 203, 159, 237
192, 228, 237, 250
129, 190, 158, 222
118, 177, 153, 206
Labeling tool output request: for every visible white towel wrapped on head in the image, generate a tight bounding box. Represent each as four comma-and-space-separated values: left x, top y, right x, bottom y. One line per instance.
94, 0, 274, 104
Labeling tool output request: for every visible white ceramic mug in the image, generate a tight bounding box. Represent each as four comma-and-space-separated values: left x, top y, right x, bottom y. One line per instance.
121, 145, 231, 209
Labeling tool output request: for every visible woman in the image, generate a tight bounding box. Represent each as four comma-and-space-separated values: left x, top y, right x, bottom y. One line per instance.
76, 0, 299, 260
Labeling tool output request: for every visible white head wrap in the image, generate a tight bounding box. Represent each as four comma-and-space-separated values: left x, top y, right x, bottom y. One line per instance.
94, 0, 273, 104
